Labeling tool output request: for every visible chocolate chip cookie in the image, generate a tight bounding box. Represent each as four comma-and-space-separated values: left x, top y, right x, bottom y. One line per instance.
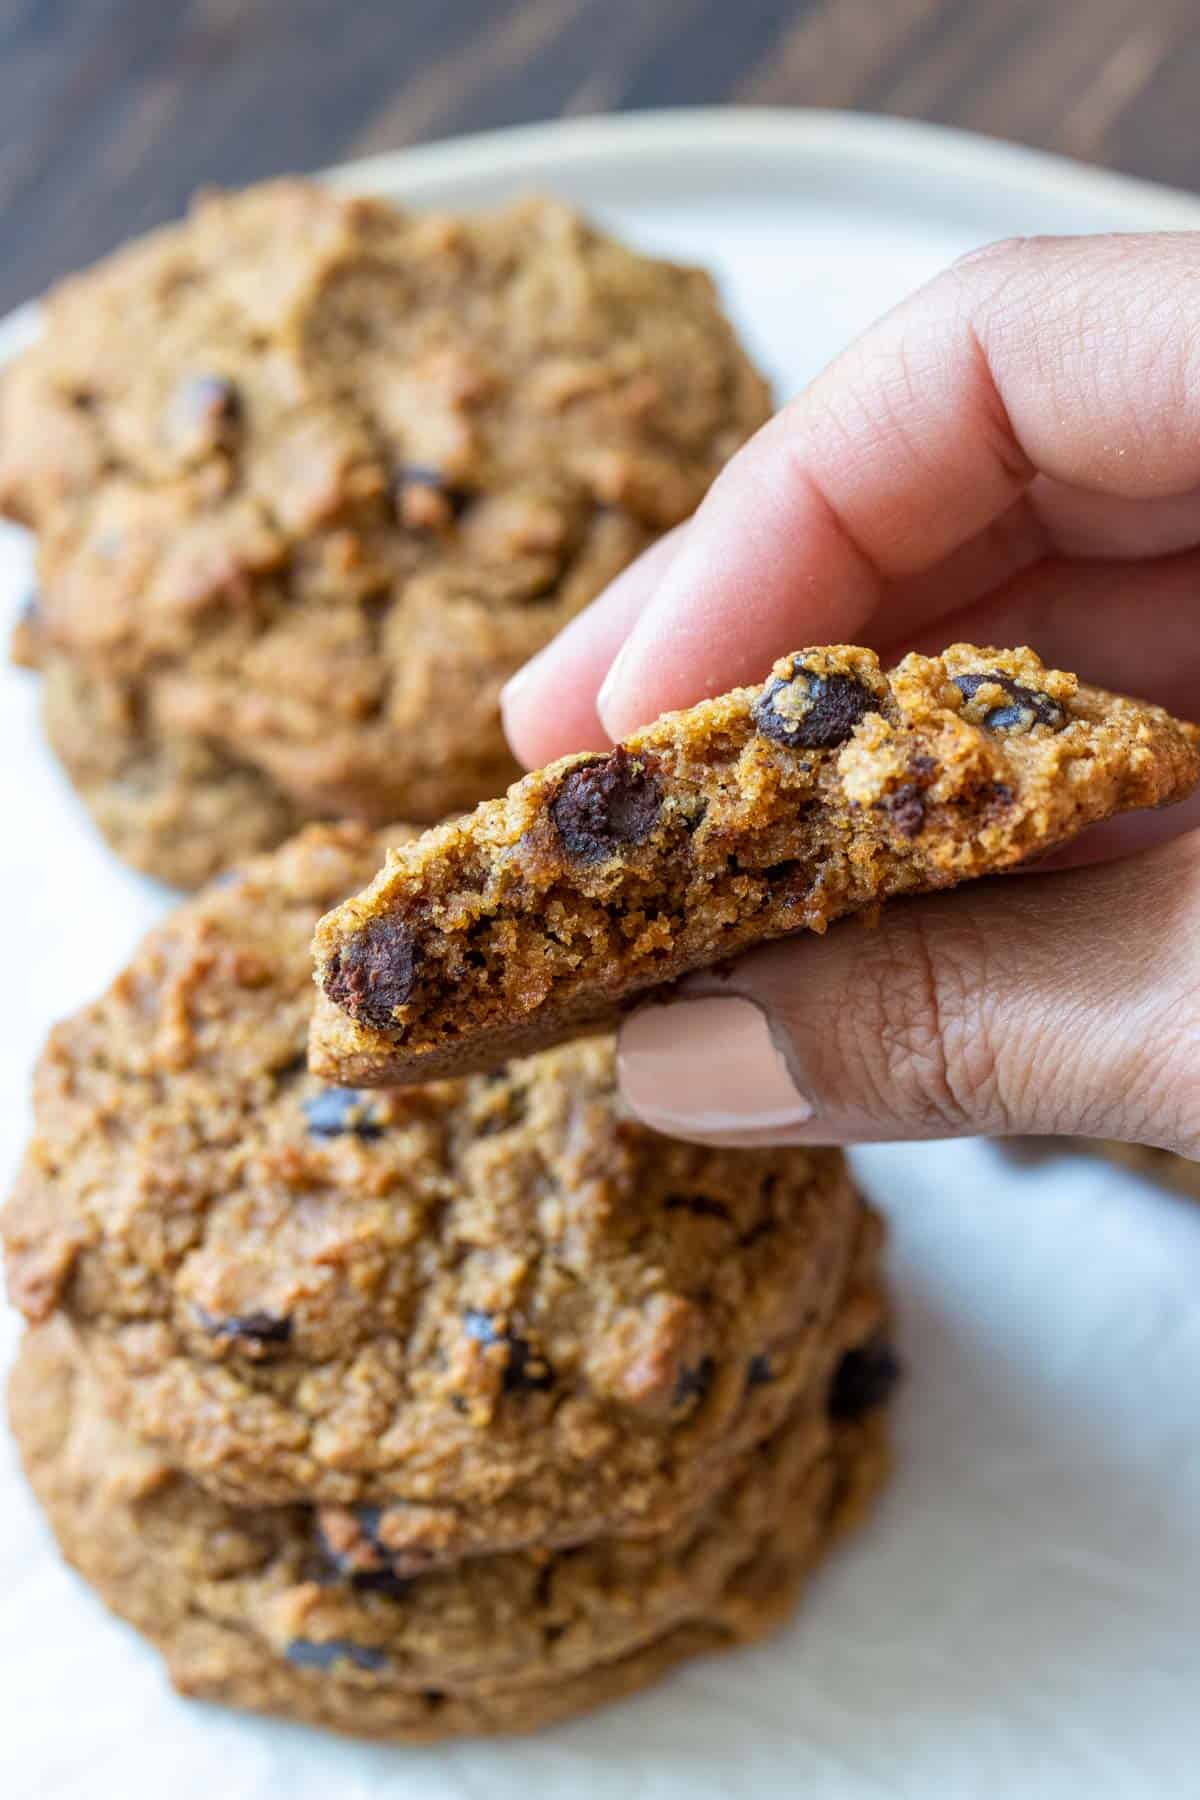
8, 1294, 890, 1739
3, 820, 874, 1568
310, 644, 1200, 1086
2, 180, 770, 886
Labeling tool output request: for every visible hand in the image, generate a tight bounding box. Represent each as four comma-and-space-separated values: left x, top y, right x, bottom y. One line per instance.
501, 235, 1200, 1151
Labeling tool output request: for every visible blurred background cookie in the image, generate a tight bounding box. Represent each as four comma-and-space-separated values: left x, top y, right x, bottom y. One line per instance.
2, 182, 770, 885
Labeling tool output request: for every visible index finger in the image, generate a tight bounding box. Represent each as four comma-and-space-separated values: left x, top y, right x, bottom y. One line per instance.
506, 233, 1200, 762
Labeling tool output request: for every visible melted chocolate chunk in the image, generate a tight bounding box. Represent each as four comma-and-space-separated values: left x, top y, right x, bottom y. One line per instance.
303, 1087, 384, 1140
664, 1193, 733, 1222
168, 373, 242, 450
195, 1307, 292, 1348
463, 1309, 554, 1392
953, 671, 1066, 733
746, 1354, 773, 1388
285, 1638, 387, 1673
673, 1356, 715, 1409
828, 1338, 902, 1421
887, 783, 926, 838
550, 748, 662, 861
324, 916, 419, 1031
753, 664, 878, 749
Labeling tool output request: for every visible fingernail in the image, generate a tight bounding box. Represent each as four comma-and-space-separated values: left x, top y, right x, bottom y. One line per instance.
596, 638, 636, 734
618, 995, 814, 1141
499, 648, 544, 711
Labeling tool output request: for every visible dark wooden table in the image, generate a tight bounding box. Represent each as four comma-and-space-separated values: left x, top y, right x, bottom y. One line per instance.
2, 0, 1198, 314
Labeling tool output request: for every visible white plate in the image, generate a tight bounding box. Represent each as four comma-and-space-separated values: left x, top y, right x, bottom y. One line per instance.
3, 109, 1200, 1800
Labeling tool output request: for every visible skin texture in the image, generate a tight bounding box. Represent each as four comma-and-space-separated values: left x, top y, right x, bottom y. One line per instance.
499, 234, 1200, 1157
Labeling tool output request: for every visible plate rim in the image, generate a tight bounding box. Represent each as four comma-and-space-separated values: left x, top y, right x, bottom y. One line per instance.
6, 106, 1200, 351
324, 105, 1200, 225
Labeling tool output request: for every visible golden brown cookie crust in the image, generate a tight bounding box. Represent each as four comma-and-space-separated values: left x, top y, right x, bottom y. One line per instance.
3, 820, 876, 1567
8, 1302, 890, 1738
310, 643, 1200, 1086
3, 180, 770, 886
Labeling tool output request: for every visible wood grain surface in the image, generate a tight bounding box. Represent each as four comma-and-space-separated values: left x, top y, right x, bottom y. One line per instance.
0, 0, 1197, 312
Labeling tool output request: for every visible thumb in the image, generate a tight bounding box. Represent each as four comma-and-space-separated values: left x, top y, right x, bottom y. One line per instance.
617, 833, 1200, 1150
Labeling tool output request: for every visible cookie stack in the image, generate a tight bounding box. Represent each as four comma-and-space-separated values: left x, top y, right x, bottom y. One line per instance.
0, 180, 901, 1739
4, 824, 895, 1740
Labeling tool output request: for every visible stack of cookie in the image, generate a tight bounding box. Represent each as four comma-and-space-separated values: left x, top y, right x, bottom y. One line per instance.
4, 824, 894, 1739
1, 181, 897, 1740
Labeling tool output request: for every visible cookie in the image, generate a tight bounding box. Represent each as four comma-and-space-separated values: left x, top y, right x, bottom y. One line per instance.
3, 821, 874, 1567
309, 644, 1200, 1086
8, 1304, 890, 1738
1, 180, 770, 887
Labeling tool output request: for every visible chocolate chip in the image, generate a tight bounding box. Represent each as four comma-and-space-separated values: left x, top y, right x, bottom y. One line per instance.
393, 465, 471, 532
829, 1338, 902, 1421
673, 1356, 715, 1409
503, 1337, 555, 1394
195, 1307, 292, 1348
315, 1510, 413, 1600
550, 748, 662, 861
324, 916, 419, 1032
753, 663, 878, 749
303, 1087, 384, 1140
952, 671, 1066, 733
978, 784, 1021, 820
463, 1309, 554, 1392
887, 784, 926, 838
167, 373, 242, 451
664, 1194, 733, 1222
285, 1638, 386, 1673
345, 1566, 411, 1599
746, 1354, 773, 1388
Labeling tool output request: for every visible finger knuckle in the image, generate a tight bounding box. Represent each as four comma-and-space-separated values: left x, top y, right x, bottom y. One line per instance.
834, 909, 1004, 1135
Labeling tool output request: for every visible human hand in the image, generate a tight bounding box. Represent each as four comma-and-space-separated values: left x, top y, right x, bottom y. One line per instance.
501, 235, 1200, 1151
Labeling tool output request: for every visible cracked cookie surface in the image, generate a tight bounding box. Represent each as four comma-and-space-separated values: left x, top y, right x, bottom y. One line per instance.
3, 821, 874, 1566
2, 180, 770, 885
310, 643, 1200, 1086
